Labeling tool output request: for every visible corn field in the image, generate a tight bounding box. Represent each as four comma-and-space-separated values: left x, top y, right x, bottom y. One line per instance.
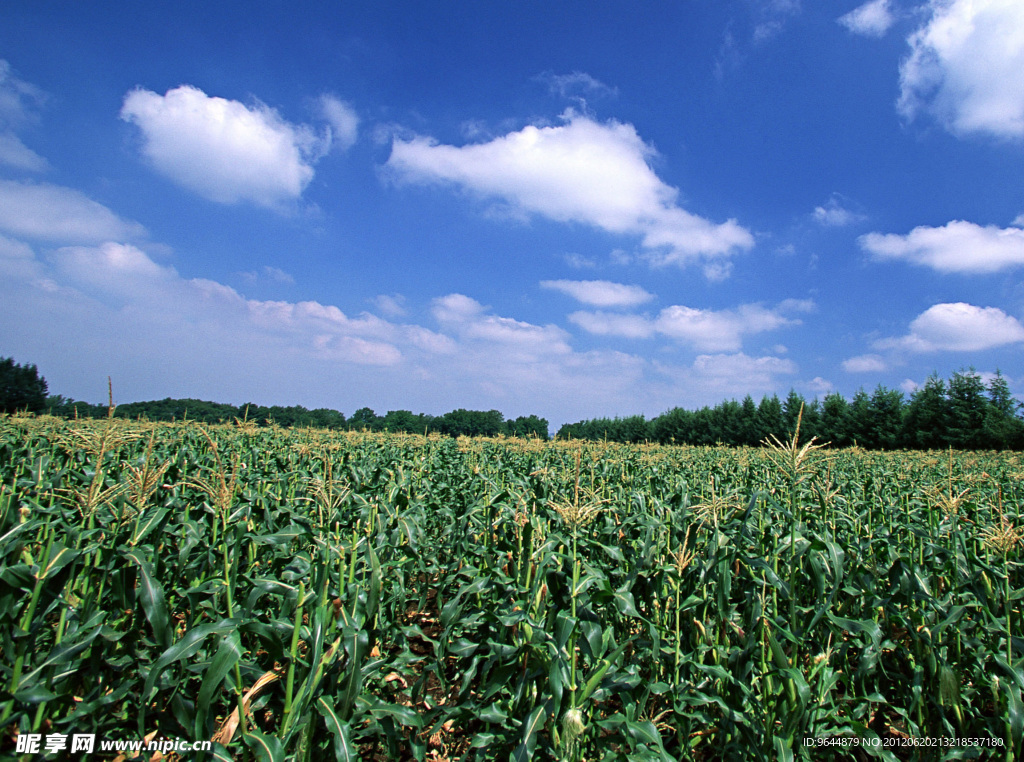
1, 415, 1022, 761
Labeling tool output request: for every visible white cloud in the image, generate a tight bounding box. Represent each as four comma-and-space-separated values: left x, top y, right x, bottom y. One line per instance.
690, 353, 797, 389
0, 232, 34, 260
37, 242, 428, 367
806, 376, 834, 394
839, 0, 896, 38
371, 294, 407, 318
120, 85, 333, 208
263, 266, 295, 284
537, 71, 618, 101
0, 60, 48, 172
540, 279, 654, 308
899, 0, 1024, 139
861, 220, 1024, 273
842, 353, 888, 373
875, 302, 1024, 352
563, 252, 598, 269
53, 242, 174, 290
432, 294, 572, 357
386, 112, 753, 277
656, 301, 809, 351
569, 299, 813, 352
318, 94, 359, 151
753, 0, 802, 43
900, 378, 920, 394
0, 235, 814, 427
240, 265, 296, 285
568, 311, 655, 339
0, 180, 146, 243
813, 195, 866, 227
0, 132, 47, 172
0, 232, 42, 281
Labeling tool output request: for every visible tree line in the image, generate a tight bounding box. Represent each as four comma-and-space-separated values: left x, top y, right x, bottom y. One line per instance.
40, 395, 550, 440
2, 357, 1022, 449
557, 370, 1023, 451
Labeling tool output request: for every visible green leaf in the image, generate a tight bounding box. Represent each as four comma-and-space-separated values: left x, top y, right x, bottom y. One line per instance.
129, 506, 170, 546
512, 704, 547, 762
772, 736, 794, 762
243, 728, 285, 762
625, 719, 665, 750
139, 619, 239, 734
365, 697, 424, 728
317, 696, 358, 762
195, 631, 242, 737
124, 548, 171, 649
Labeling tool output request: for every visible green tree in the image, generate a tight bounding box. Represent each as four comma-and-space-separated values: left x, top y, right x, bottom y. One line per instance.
782, 389, 805, 435
650, 407, 692, 445
756, 394, 784, 442
819, 392, 850, 447
983, 370, 1024, 449
868, 385, 904, 450
0, 357, 48, 414
846, 389, 873, 447
438, 409, 504, 438
902, 374, 949, 450
507, 414, 550, 440
947, 369, 987, 449
349, 407, 382, 431
738, 395, 759, 446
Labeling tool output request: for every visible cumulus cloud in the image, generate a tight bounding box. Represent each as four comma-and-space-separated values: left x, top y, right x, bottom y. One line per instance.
874, 302, 1024, 352
0, 231, 808, 426
0, 180, 146, 243
838, 0, 896, 38
37, 241, 435, 367
860, 220, 1024, 273
807, 376, 834, 394
0, 60, 48, 171
899, 0, 1024, 139
569, 299, 813, 352
386, 112, 753, 278
120, 85, 336, 208
842, 353, 888, 373
540, 279, 654, 308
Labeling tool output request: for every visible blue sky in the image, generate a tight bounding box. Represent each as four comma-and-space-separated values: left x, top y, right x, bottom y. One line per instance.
1, 0, 1023, 427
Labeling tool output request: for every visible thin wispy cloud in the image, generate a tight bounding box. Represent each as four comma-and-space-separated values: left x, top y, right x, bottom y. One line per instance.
537, 71, 618, 101
813, 194, 867, 227
0, 180, 146, 243
540, 279, 654, 308
0, 59, 48, 172
317, 94, 359, 151
569, 299, 813, 352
